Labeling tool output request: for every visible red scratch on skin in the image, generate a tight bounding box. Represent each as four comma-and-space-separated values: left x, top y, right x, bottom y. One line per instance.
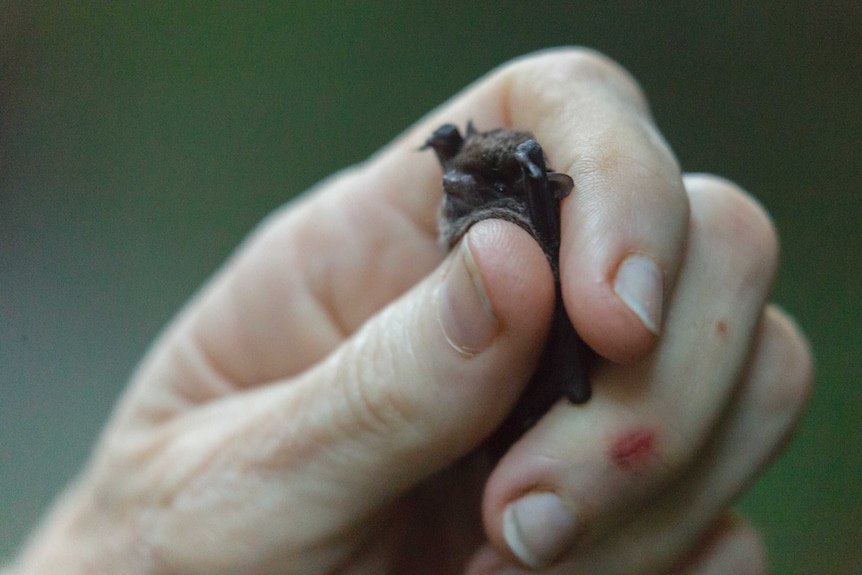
610, 428, 656, 470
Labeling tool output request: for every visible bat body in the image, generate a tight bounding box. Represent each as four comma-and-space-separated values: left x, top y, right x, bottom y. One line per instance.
424, 123, 591, 458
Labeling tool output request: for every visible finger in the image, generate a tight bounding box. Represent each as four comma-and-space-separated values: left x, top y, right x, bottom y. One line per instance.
131, 220, 554, 570
467, 304, 811, 574
464, 514, 768, 575
508, 50, 689, 362
377, 48, 689, 362
262, 221, 553, 542
289, 221, 554, 485
537, 306, 812, 574
482, 175, 782, 569
668, 513, 768, 575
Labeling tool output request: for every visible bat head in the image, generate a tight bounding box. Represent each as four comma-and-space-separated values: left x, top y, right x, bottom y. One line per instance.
425, 123, 574, 249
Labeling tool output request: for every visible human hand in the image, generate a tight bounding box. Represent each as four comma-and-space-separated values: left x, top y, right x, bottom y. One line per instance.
10, 49, 812, 575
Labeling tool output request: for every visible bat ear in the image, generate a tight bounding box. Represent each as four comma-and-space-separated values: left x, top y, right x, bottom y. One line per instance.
422, 124, 464, 164
548, 172, 575, 199
466, 121, 478, 137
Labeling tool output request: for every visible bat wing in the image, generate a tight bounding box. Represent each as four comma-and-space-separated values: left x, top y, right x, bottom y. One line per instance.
513, 139, 571, 272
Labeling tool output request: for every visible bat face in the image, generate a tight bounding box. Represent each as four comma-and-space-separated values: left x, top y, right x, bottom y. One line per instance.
423, 123, 573, 263
425, 123, 589, 458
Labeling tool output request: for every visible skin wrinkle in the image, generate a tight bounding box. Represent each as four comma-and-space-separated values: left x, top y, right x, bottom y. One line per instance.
339, 318, 422, 443
329, 342, 456, 498
318, 176, 442, 336
167, 328, 237, 405
294, 198, 363, 333
177, 214, 344, 388
189, 282, 256, 390
208, 386, 368, 519
361, 157, 441, 241
141, 339, 259, 427
348, 285, 482, 460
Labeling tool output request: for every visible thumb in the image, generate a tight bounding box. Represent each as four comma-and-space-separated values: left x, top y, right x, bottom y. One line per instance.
273, 219, 554, 514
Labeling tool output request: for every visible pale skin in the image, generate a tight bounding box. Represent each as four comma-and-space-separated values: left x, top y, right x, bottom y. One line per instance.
8, 49, 813, 574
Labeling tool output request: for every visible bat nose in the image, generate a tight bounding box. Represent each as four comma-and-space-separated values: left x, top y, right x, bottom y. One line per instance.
442, 171, 478, 200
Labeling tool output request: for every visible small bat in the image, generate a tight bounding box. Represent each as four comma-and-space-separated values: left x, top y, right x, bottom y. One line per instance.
424, 122, 591, 458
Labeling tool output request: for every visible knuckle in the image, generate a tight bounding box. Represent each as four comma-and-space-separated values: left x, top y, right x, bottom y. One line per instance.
679, 517, 770, 575
545, 47, 630, 79
548, 48, 648, 109
759, 306, 816, 416
686, 174, 780, 291
337, 319, 420, 439
504, 47, 650, 119
730, 521, 770, 575
579, 123, 683, 195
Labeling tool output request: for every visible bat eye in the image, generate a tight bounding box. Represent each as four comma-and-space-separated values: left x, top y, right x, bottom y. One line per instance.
494, 182, 509, 196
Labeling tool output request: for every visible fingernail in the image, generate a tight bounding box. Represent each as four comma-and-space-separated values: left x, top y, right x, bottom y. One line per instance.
503, 492, 580, 569
614, 254, 663, 335
437, 235, 499, 355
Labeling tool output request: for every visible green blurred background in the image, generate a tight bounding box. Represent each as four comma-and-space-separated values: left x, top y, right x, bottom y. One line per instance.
1, 3, 859, 573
